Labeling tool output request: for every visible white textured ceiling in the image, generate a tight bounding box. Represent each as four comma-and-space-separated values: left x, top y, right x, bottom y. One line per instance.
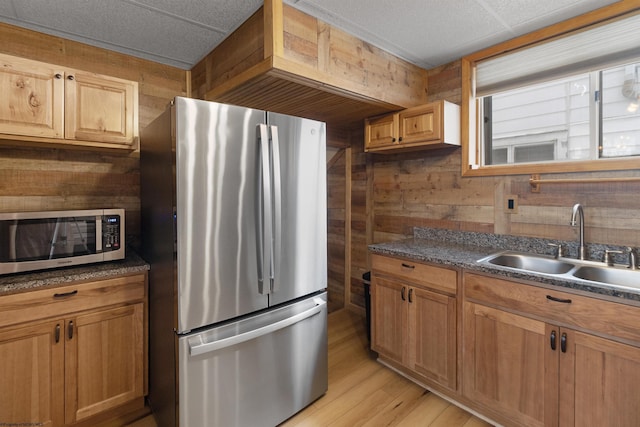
0, 0, 619, 70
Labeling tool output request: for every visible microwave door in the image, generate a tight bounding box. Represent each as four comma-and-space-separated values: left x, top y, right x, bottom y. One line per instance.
49, 219, 62, 259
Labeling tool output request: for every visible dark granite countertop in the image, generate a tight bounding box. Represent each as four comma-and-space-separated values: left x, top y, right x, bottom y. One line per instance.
369, 227, 640, 306
0, 250, 150, 296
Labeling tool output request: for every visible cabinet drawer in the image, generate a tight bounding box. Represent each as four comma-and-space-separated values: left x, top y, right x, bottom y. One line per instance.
464, 272, 640, 344
372, 254, 457, 295
0, 273, 146, 328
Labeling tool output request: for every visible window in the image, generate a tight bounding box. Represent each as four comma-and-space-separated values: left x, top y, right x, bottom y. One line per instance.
481, 62, 640, 166
462, 6, 640, 176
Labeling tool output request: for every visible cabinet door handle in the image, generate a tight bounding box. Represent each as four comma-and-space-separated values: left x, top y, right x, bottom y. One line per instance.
408, 288, 413, 303
401, 286, 406, 301
546, 295, 572, 304
550, 330, 557, 351
55, 73, 62, 79
67, 320, 74, 340
561, 332, 567, 353
398, 137, 403, 142
67, 74, 75, 81
401, 263, 415, 269
391, 137, 396, 142
53, 289, 78, 298
55, 324, 61, 343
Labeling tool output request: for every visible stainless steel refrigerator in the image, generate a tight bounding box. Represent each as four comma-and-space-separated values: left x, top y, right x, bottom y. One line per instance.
140, 97, 328, 427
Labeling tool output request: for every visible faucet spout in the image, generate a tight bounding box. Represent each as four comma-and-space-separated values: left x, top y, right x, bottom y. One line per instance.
570, 203, 586, 260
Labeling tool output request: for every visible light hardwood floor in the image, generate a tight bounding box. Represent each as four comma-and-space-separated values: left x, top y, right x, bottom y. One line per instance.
127, 309, 493, 427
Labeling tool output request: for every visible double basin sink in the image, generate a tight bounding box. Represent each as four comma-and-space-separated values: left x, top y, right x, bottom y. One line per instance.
478, 251, 640, 291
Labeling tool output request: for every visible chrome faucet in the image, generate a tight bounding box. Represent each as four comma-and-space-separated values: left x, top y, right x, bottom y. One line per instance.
570, 203, 587, 260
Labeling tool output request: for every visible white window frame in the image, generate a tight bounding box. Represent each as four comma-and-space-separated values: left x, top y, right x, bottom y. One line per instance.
461, 5, 640, 177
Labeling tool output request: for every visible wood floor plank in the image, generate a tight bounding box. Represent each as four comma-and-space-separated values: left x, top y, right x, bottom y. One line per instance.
393, 392, 451, 426
360, 384, 430, 427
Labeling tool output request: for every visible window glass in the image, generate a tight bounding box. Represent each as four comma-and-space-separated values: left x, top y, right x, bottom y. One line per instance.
483, 73, 591, 165
601, 62, 640, 158
482, 61, 640, 166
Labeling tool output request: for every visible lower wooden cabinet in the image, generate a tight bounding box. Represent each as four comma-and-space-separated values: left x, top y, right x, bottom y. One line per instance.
463, 272, 640, 427
371, 254, 458, 391
0, 318, 65, 427
0, 273, 147, 427
463, 300, 553, 427
67, 303, 144, 423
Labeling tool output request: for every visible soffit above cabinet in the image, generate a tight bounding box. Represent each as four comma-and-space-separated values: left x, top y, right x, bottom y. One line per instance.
192, 1, 427, 128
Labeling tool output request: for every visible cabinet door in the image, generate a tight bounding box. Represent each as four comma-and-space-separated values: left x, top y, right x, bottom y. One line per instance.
371, 275, 407, 364
0, 319, 64, 427
463, 301, 557, 427
560, 329, 640, 427
364, 113, 397, 150
65, 303, 144, 423
410, 286, 457, 390
65, 70, 137, 145
0, 53, 64, 139
398, 103, 441, 144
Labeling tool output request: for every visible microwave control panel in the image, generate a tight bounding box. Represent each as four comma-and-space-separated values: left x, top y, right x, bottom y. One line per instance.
102, 215, 121, 251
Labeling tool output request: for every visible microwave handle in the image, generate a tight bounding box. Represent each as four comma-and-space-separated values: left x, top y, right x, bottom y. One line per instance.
96, 215, 103, 252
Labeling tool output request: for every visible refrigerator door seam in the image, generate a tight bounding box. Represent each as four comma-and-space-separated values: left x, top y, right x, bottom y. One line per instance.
187, 298, 326, 356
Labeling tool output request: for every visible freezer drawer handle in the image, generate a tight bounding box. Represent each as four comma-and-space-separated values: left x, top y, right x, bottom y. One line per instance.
189, 300, 326, 356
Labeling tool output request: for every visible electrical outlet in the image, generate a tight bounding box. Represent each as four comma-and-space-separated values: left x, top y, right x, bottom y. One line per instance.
505, 195, 518, 214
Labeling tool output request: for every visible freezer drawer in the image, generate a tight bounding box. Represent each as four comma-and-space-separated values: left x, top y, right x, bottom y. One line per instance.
178, 292, 328, 427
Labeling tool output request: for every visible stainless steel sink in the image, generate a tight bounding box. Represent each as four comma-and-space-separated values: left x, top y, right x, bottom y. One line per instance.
572, 266, 640, 290
478, 250, 640, 291
481, 252, 575, 275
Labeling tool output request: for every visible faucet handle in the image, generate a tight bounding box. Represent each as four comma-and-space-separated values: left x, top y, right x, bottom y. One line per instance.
548, 243, 565, 259
628, 247, 638, 270
603, 249, 623, 266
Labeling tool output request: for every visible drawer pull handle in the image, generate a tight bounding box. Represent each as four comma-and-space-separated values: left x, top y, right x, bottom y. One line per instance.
546, 295, 572, 304
53, 290, 78, 298
550, 330, 557, 350
68, 320, 74, 340
408, 288, 413, 303
55, 324, 61, 343
401, 263, 415, 269
561, 332, 567, 353
401, 286, 406, 301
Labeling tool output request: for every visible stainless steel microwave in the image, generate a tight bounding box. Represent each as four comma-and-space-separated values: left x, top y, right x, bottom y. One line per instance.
0, 209, 125, 275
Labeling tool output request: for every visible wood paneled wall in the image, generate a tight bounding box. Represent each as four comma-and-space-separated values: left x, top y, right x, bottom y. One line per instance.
347, 59, 640, 309
349, 127, 370, 311
327, 148, 347, 312
0, 23, 188, 250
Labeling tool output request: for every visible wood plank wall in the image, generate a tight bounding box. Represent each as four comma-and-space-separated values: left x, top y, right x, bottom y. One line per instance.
349, 127, 370, 311
347, 59, 640, 309
327, 148, 347, 313
0, 23, 188, 250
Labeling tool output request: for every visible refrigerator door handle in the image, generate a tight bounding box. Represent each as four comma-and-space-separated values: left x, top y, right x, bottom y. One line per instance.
269, 125, 282, 293
188, 299, 326, 356
257, 124, 273, 295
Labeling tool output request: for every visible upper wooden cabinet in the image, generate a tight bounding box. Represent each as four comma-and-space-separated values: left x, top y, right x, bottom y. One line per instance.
0, 53, 138, 150
0, 55, 64, 140
65, 70, 138, 146
364, 101, 460, 153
